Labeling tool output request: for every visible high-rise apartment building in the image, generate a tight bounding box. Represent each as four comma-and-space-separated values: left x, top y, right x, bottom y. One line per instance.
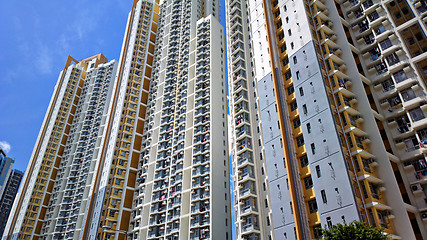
2, 54, 118, 240
4, 0, 230, 240
84, 1, 160, 239
0, 148, 23, 237
0, 169, 24, 237
226, 1, 275, 240
0, 148, 14, 198
41, 58, 118, 239
226, 0, 427, 239
128, 0, 230, 239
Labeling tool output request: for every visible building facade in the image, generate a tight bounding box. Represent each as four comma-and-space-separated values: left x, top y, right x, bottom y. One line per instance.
128, 0, 231, 239
0, 169, 24, 237
226, 0, 427, 239
2, 54, 118, 240
225, 0, 276, 239
41, 58, 118, 239
84, 1, 160, 239
4, 0, 230, 240
0, 149, 14, 199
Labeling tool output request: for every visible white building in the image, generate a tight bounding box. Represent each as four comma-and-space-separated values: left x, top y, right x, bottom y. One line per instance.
225, 0, 276, 239
129, 0, 231, 239
226, 0, 426, 239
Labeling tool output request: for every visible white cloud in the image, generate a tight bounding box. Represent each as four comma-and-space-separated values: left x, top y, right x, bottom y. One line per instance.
0, 141, 11, 154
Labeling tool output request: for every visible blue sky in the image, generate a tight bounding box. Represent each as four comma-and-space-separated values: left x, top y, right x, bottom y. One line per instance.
0, 1, 228, 173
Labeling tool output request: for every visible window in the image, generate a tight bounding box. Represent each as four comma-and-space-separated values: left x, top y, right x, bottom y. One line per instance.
300, 154, 309, 167
296, 71, 300, 79
409, 108, 425, 122
386, 53, 400, 66
315, 165, 321, 178
308, 199, 318, 213
296, 135, 305, 147
313, 225, 322, 239
293, 117, 301, 128
293, 56, 297, 64
285, 71, 292, 80
290, 202, 293, 214
326, 217, 332, 228
287, 85, 294, 95
361, 183, 369, 198
288, 29, 292, 36
306, 123, 311, 133
393, 70, 407, 83
403, 135, 420, 151
381, 78, 395, 92
321, 190, 327, 203
109, 210, 116, 217
380, 38, 393, 50
299, 87, 304, 96
401, 88, 416, 101
304, 176, 313, 189
302, 104, 307, 114
290, 101, 298, 111
281, 45, 287, 53
418, 128, 427, 141
311, 143, 316, 154
283, 57, 289, 66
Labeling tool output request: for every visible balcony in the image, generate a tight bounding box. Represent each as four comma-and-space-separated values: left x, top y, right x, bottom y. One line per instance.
240, 204, 258, 215
239, 187, 256, 198
238, 155, 254, 167
241, 222, 260, 233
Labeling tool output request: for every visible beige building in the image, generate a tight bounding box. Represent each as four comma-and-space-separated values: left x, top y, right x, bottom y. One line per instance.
3, 0, 231, 240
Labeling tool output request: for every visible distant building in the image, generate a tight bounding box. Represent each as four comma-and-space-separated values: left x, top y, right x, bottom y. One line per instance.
0, 169, 23, 236
0, 148, 14, 198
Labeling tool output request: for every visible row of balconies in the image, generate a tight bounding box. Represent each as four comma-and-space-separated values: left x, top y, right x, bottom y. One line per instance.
192, 187, 210, 201
193, 154, 210, 165
189, 226, 210, 240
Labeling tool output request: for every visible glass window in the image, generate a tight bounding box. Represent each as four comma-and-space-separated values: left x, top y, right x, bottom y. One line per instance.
296, 135, 305, 147
315, 165, 321, 178
409, 108, 425, 122
400, 88, 416, 101
304, 176, 313, 189
404, 135, 420, 151
300, 154, 309, 167
293, 117, 301, 129
290, 101, 298, 111
308, 199, 318, 213
321, 190, 327, 203
380, 39, 393, 50
393, 70, 408, 83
